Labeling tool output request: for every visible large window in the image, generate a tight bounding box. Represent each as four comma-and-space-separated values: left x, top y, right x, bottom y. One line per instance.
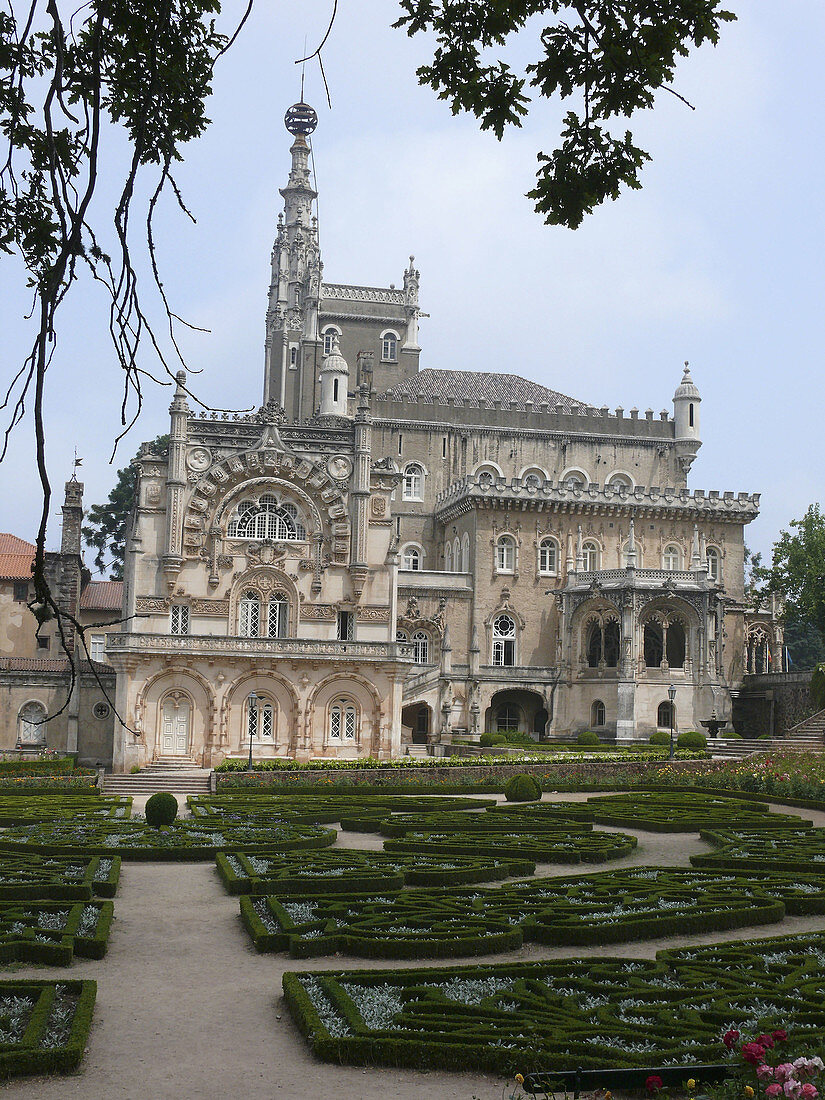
322, 327, 339, 355
239, 591, 261, 638
539, 538, 558, 575
246, 695, 274, 742
706, 546, 720, 582
657, 701, 675, 729
268, 596, 289, 639
492, 614, 516, 667
643, 617, 686, 669
329, 700, 357, 742
582, 541, 599, 571
401, 546, 421, 571
412, 631, 430, 664
496, 704, 520, 733
227, 495, 306, 542
663, 545, 682, 571
496, 535, 516, 573
18, 701, 47, 745
381, 332, 398, 361
402, 464, 424, 501
239, 591, 290, 638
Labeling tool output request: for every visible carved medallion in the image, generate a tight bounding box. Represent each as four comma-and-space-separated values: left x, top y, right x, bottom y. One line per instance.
327, 455, 352, 481
186, 446, 212, 473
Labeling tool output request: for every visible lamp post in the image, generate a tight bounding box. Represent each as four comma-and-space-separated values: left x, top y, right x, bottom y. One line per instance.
668, 683, 676, 760
247, 691, 257, 772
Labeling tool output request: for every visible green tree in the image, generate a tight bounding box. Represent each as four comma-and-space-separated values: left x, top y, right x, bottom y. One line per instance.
394, 0, 735, 228
761, 504, 825, 671
83, 435, 168, 580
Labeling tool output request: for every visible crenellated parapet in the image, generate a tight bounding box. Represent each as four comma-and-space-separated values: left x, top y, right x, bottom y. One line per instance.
435, 474, 760, 523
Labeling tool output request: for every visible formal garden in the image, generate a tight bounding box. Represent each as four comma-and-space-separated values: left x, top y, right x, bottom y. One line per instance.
0, 751, 825, 1092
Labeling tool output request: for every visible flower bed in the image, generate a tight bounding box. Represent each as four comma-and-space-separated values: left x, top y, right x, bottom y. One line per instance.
216, 850, 534, 896
0, 775, 100, 793
648, 752, 825, 802
283, 929, 825, 1074
383, 825, 637, 863
0, 819, 337, 860
0, 854, 120, 901
0, 756, 76, 776
0, 980, 96, 1077
692, 828, 825, 873
249, 866, 823, 959
490, 791, 813, 833
0, 901, 113, 964
0, 795, 130, 827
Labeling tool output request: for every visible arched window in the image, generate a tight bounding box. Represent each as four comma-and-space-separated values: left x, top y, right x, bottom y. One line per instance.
239, 590, 261, 637
582, 541, 599, 571
496, 704, 521, 733
412, 631, 430, 664
396, 629, 408, 643
18, 701, 47, 745
227, 495, 306, 541
667, 621, 686, 668
523, 473, 542, 492
267, 594, 289, 639
329, 699, 357, 742
657, 701, 675, 729
607, 473, 632, 489
644, 621, 664, 668
586, 620, 620, 668
591, 700, 606, 728
402, 463, 423, 501
322, 327, 339, 355
746, 626, 771, 674
539, 538, 558, 575
643, 617, 686, 669
663, 545, 682, 571
444, 542, 453, 571
492, 614, 516, 667
453, 538, 461, 571
402, 546, 421, 571
246, 694, 274, 742
496, 535, 516, 573
381, 332, 398, 361
563, 470, 588, 489
706, 547, 720, 582
461, 533, 470, 572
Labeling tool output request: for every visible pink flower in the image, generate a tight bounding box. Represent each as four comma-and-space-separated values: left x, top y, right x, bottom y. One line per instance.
766, 1086, 783, 1098
724, 1030, 742, 1050
800, 1087, 818, 1100
748, 1049, 766, 1063
784, 1082, 802, 1100
776, 1066, 797, 1085
757, 1065, 776, 1082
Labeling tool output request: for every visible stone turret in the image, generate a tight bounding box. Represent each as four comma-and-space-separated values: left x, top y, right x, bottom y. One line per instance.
673, 363, 702, 477
319, 335, 350, 417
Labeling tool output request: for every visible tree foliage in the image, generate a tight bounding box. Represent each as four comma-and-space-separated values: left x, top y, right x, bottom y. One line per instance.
394, 0, 735, 228
82, 435, 168, 579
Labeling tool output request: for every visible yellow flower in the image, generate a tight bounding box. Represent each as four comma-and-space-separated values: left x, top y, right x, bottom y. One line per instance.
687, 1082, 696, 1091
515, 1074, 525, 1085
745, 1089, 754, 1098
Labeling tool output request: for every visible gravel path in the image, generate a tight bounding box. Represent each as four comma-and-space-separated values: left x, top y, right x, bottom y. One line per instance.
1, 793, 823, 1099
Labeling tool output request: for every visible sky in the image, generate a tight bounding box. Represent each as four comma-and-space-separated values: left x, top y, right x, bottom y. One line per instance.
2, 0, 824, 572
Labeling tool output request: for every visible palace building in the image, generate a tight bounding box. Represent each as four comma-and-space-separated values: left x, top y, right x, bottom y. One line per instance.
2, 103, 782, 768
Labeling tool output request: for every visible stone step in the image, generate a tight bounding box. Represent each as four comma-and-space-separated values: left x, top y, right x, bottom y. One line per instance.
104, 777, 211, 794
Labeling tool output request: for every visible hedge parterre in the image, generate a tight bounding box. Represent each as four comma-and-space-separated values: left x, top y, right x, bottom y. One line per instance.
375, 811, 591, 838
247, 866, 824, 959
283, 929, 825, 1075
0, 819, 336, 860
0, 901, 112, 965
490, 791, 812, 832
188, 794, 491, 828
692, 828, 825, 873
0, 854, 120, 901
0, 796, 131, 827
216, 850, 534, 896
383, 825, 637, 863
0, 980, 96, 1078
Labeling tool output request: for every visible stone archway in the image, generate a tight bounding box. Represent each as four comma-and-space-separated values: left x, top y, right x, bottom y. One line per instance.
486, 689, 547, 738
402, 703, 431, 745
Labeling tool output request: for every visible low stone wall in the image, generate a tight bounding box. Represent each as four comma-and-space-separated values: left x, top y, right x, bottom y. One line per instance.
734, 672, 813, 737
217, 757, 722, 789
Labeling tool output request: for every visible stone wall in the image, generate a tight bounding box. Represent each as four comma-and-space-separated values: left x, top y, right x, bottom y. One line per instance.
733, 672, 813, 737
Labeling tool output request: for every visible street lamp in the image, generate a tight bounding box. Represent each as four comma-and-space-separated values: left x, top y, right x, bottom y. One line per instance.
247, 691, 257, 771
668, 683, 677, 760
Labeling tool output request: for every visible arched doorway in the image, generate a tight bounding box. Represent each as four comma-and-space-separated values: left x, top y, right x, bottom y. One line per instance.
402, 703, 431, 745
486, 690, 547, 738
159, 693, 191, 757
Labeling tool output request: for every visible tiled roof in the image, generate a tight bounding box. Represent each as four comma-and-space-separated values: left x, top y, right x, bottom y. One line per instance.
0, 657, 112, 674
0, 534, 35, 581
80, 581, 124, 611
377, 370, 594, 412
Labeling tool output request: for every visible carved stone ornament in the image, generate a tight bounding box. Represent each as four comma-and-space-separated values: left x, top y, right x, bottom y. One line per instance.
246, 541, 287, 566
370, 495, 387, 518
299, 604, 337, 621
144, 484, 161, 506
404, 596, 420, 620
135, 596, 170, 613
186, 446, 212, 473
327, 455, 352, 481
356, 606, 391, 623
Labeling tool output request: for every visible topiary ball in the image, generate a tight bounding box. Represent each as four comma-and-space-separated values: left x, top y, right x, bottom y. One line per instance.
649, 730, 670, 747
145, 791, 178, 829
503, 774, 542, 802
676, 730, 707, 751
576, 731, 601, 747
480, 732, 507, 748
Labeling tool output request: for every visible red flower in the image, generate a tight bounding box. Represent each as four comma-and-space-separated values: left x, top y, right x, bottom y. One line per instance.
773, 1030, 788, 1043
724, 1030, 741, 1050
742, 1043, 767, 1066
758, 1034, 776, 1050
646, 1077, 664, 1094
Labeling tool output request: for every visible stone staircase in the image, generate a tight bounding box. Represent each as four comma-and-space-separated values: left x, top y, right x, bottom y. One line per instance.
787, 708, 825, 741
403, 743, 430, 759
103, 757, 212, 795
710, 729, 825, 758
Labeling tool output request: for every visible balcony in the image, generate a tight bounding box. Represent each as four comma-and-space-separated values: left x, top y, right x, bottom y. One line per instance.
106, 633, 414, 662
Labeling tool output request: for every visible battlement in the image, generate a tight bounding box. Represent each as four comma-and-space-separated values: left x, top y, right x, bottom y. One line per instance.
435, 474, 760, 522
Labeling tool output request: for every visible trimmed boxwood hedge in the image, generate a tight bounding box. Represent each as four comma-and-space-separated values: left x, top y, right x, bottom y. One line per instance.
691, 827, 825, 873
0, 795, 131, 827
283, 929, 825, 1075
0, 901, 113, 964
215, 850, 534, 896
0, 980, 96, 1078
385, 825, 637, 863
247, 865, 816, 959
0, 819, 336, 860
0, 757, 75, 776
0, 854, 120, 901
188, 794, 490, 829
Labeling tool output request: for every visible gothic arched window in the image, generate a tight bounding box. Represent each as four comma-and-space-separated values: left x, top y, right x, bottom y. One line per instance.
18, 701, 47, 745
227, 495, 306, 542
239, 591, 261, 637
492, 614, 516, 667
412, 631, 430, 664
444, 542, 453, 571
461, 533, 470, 572
401, 545, 421, 571
657, 701, 675, 728
591, 700, 606, 728
329, 699, 357, 742
322, 327, 339, 355
246, 694, 274, 742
